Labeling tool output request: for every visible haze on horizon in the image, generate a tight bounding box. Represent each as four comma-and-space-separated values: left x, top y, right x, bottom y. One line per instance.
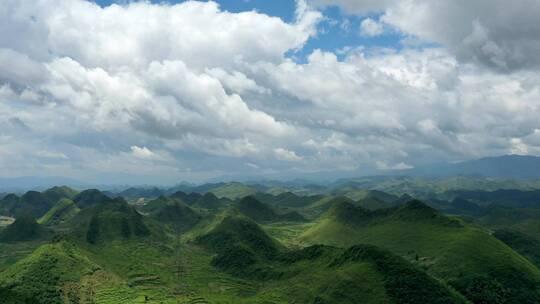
2, 0, 540, 185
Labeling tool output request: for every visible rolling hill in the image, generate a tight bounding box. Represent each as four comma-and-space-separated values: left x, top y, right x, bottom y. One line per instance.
195, 214, 467, 303
140, 196, 200, 231
235, 196, 306, 223
72, 198, 150, 244
38, 198, 80, 226
0, 215, 49, 243
301, 200, 540, 303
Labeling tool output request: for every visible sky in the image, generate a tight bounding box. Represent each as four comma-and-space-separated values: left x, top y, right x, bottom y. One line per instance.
1, 0, 540, 185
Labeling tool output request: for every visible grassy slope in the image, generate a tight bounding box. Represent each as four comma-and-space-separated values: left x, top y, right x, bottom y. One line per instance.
38, 198, 80, 226
0, 240, 109, 303
194, 214, 466, 303
301, 201, 540, 303
208, 183, 257, 200
494, 229, 540, 268
0, 215, 49, 243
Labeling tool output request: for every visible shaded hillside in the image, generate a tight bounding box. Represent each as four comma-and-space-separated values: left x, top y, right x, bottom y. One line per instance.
235, 196, 306, 222
73, 198, 150, 244
452, 189, 540, 208
140, 196, 200, 231
192, 192, 229, 210
0, 215, 48, 243
0, 191, 55, 218
357, 196, 397, 210
494, 229, 540, 268
0, 194, 20, 216
196, 215, 282, 278
38, 198, 80, 226
254, 192, 324, 208
446, 198, 485, 216
302, 200, 540, 303
170, 191, 202, 205
117, 186, 164, 199
73, 189, 111, 209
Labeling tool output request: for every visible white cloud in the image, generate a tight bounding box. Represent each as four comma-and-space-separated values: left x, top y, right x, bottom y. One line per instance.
309, 0, 398, 15
359, 18, 384, 37
313, 0, 540, 71
376, 161, 413, 171
36, 150, 69, 160
1, 0, 540, 183
130, 146, 156, 159
274, 148, 303, 162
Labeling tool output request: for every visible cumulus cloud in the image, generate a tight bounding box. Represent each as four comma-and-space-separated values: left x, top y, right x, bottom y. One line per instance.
313, 0, 540, 71
130, 146, 156, 160
274, 148, 303, 162
359, 18, 384, 37
1, 0, 540, 183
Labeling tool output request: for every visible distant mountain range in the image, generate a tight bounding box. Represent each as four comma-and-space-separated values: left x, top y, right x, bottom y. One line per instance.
397, 155, 540, 179
2, 155, 540, 192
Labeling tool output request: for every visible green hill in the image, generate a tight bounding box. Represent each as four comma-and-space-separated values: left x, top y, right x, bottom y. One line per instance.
192, 192, 228, 210
73, 189, 111, 209
169, 191, 202, 205
235, 196, 305, 222
207, 182, 258, 200
42, 186, 78, 203
307, 196, 356, 216
73, 198, 150, 244
494, 229, 540, 268
0, 215, 48, 243
0, 194, 20, 216
302, 200, 540, 303
38, 198, 80, 226
0, 240, 124, 304
196, 215, 282, 278
196, 214, 466, 303
141, 196, 200, 231
254, 192, 324, 208
0, 191, 56, 218
236, 196, 278, 222
357, 196, 396, 210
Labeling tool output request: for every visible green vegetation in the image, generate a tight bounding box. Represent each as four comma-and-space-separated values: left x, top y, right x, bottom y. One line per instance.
302, 200, 540, 303
76, 198, 150, 244
2, 182, 540, 303
140, 196, 200, 231
73, 189, 112, 209
206, 182, 257, 200
0, 191, 56, 218
0, 215, 49, 243
38, 198, 80, 226
234, 196, 306, 223
0, 239, 102, 304
494, 229, 540, 268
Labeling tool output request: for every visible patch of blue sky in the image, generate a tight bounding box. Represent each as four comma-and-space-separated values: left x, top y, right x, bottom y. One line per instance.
91, 1, 435, 62
92, 0, 297, 21
290, 7, 405, 62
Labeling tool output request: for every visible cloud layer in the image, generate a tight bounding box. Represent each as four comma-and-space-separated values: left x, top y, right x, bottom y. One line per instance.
1, 0, 540, 184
